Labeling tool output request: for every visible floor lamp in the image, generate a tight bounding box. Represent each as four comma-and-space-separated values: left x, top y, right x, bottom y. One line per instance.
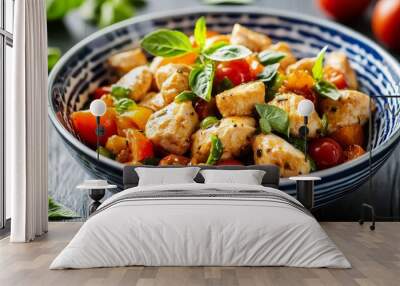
359, 95, 376, 230
359, 94, 400, 230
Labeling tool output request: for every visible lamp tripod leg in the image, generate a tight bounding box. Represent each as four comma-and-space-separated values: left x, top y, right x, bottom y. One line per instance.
359, 203, 376, 231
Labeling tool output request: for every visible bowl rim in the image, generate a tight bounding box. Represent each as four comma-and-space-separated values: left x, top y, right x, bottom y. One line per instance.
48, 6, 400, 182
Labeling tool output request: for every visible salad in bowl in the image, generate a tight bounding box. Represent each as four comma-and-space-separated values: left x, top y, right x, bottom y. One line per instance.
69, 17, 374, 178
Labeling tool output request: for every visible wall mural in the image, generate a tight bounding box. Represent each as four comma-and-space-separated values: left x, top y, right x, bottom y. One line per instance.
47, 1, 400, 220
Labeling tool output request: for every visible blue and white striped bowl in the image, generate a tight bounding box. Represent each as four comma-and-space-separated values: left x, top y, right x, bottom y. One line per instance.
48, 7, 400, 207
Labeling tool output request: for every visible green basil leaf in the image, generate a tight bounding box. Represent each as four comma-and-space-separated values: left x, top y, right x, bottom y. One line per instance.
189, 62, 215, 102
48, 47, 61, 72
267, 73, 284, 100
130, 0, 147, 8
48, 197, 80, 220
259, 118, 271, 134
258, 63, 280, 83
206, 134, 223, 165
215, 77, 234, 93
115, 98, 136, 113
256, 103, 289, 136
174, 91, 197, 103
287, 138, 316, 171
140, 29, 193, 57
320, 113, 329, 136
96, 146, 115, 159
307, 155, 317, 172
47, 0, 85, 21
258, 50, 286, 65
141, 157, 161, 166
194, 16, 207, 51
204, 44, 252, 62
314, 80, 341, 101
312, 46, 328, 81
111, 85, 131, 98
200, 116, 219, 129
203, 41, 228, 56
98, 0, 136, 28
287, 137, 306, 153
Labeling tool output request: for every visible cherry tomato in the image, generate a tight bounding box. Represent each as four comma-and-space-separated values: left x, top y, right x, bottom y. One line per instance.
92, 86, 111, 100
194, 98, 218, 120
318, 0, 371, 21
343, 145, 366, 162
324, 66, 348, 89
217, 159, 243, 166
137, 140, 154, 162
215, 59, 255, 86
159, 154, 190, 166
296, 89, 319, 107
71, 109, 117, 148
372, 0, 400, 50
309, 138, 344, 169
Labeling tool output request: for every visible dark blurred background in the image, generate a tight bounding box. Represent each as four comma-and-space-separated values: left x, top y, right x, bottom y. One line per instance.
47, 0, 400, 221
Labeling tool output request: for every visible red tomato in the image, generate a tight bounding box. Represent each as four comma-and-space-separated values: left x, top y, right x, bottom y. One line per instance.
217, 159, 243, 166
215, 59, 255, 86
372, 0, 400, 50
92, 86, 111, 100
137, 140, 154, 162
324, 66, 348, 89
318, 0, 371, 21
126, 129, 154, 162
309, 138, 344, 169
296, 89, 318, 107
71, 109, 117, 147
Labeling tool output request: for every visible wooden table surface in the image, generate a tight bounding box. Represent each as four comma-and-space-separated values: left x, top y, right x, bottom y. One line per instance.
47, 0, 400, 220
1, 222, 400, 286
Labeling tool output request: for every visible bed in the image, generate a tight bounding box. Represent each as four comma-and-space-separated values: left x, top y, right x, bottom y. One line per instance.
50, 165, 350, 269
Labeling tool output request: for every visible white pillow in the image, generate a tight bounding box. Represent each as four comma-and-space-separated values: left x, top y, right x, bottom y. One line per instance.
135, 167, 200, 186
200, 169, 266, 185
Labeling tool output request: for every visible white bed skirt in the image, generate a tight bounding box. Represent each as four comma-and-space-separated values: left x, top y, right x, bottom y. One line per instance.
50, 183, 350, 269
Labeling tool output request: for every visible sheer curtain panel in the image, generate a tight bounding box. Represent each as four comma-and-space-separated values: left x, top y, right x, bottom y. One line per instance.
8, 0, 48, 242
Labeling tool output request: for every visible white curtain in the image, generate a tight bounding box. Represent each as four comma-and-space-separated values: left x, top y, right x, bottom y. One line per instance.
8, 0, 48, 242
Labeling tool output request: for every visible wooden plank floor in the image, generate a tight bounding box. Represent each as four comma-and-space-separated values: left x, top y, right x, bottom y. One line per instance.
0, 222, 399, 286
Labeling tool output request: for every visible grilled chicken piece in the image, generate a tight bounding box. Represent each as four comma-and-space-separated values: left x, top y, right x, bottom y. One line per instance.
115, 66, 152, 101
139, 92, 166, 111
263, 42, 297, 71
319, 90, 375, 133
155, 64, 191, 104
216, 81, 265, 117
325, 52, 358, 89
230, 24, 272, 52
145, 101, 199, 155
191, 117, 256, 164
149, 56, 164, 74
269, 93, 323, 138
286, 57, 316, 75
108, 48, 147, 74
253, 134, 310, 177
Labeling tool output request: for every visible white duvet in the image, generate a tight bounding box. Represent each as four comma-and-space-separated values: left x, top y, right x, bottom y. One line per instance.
50, 183, 350, 269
